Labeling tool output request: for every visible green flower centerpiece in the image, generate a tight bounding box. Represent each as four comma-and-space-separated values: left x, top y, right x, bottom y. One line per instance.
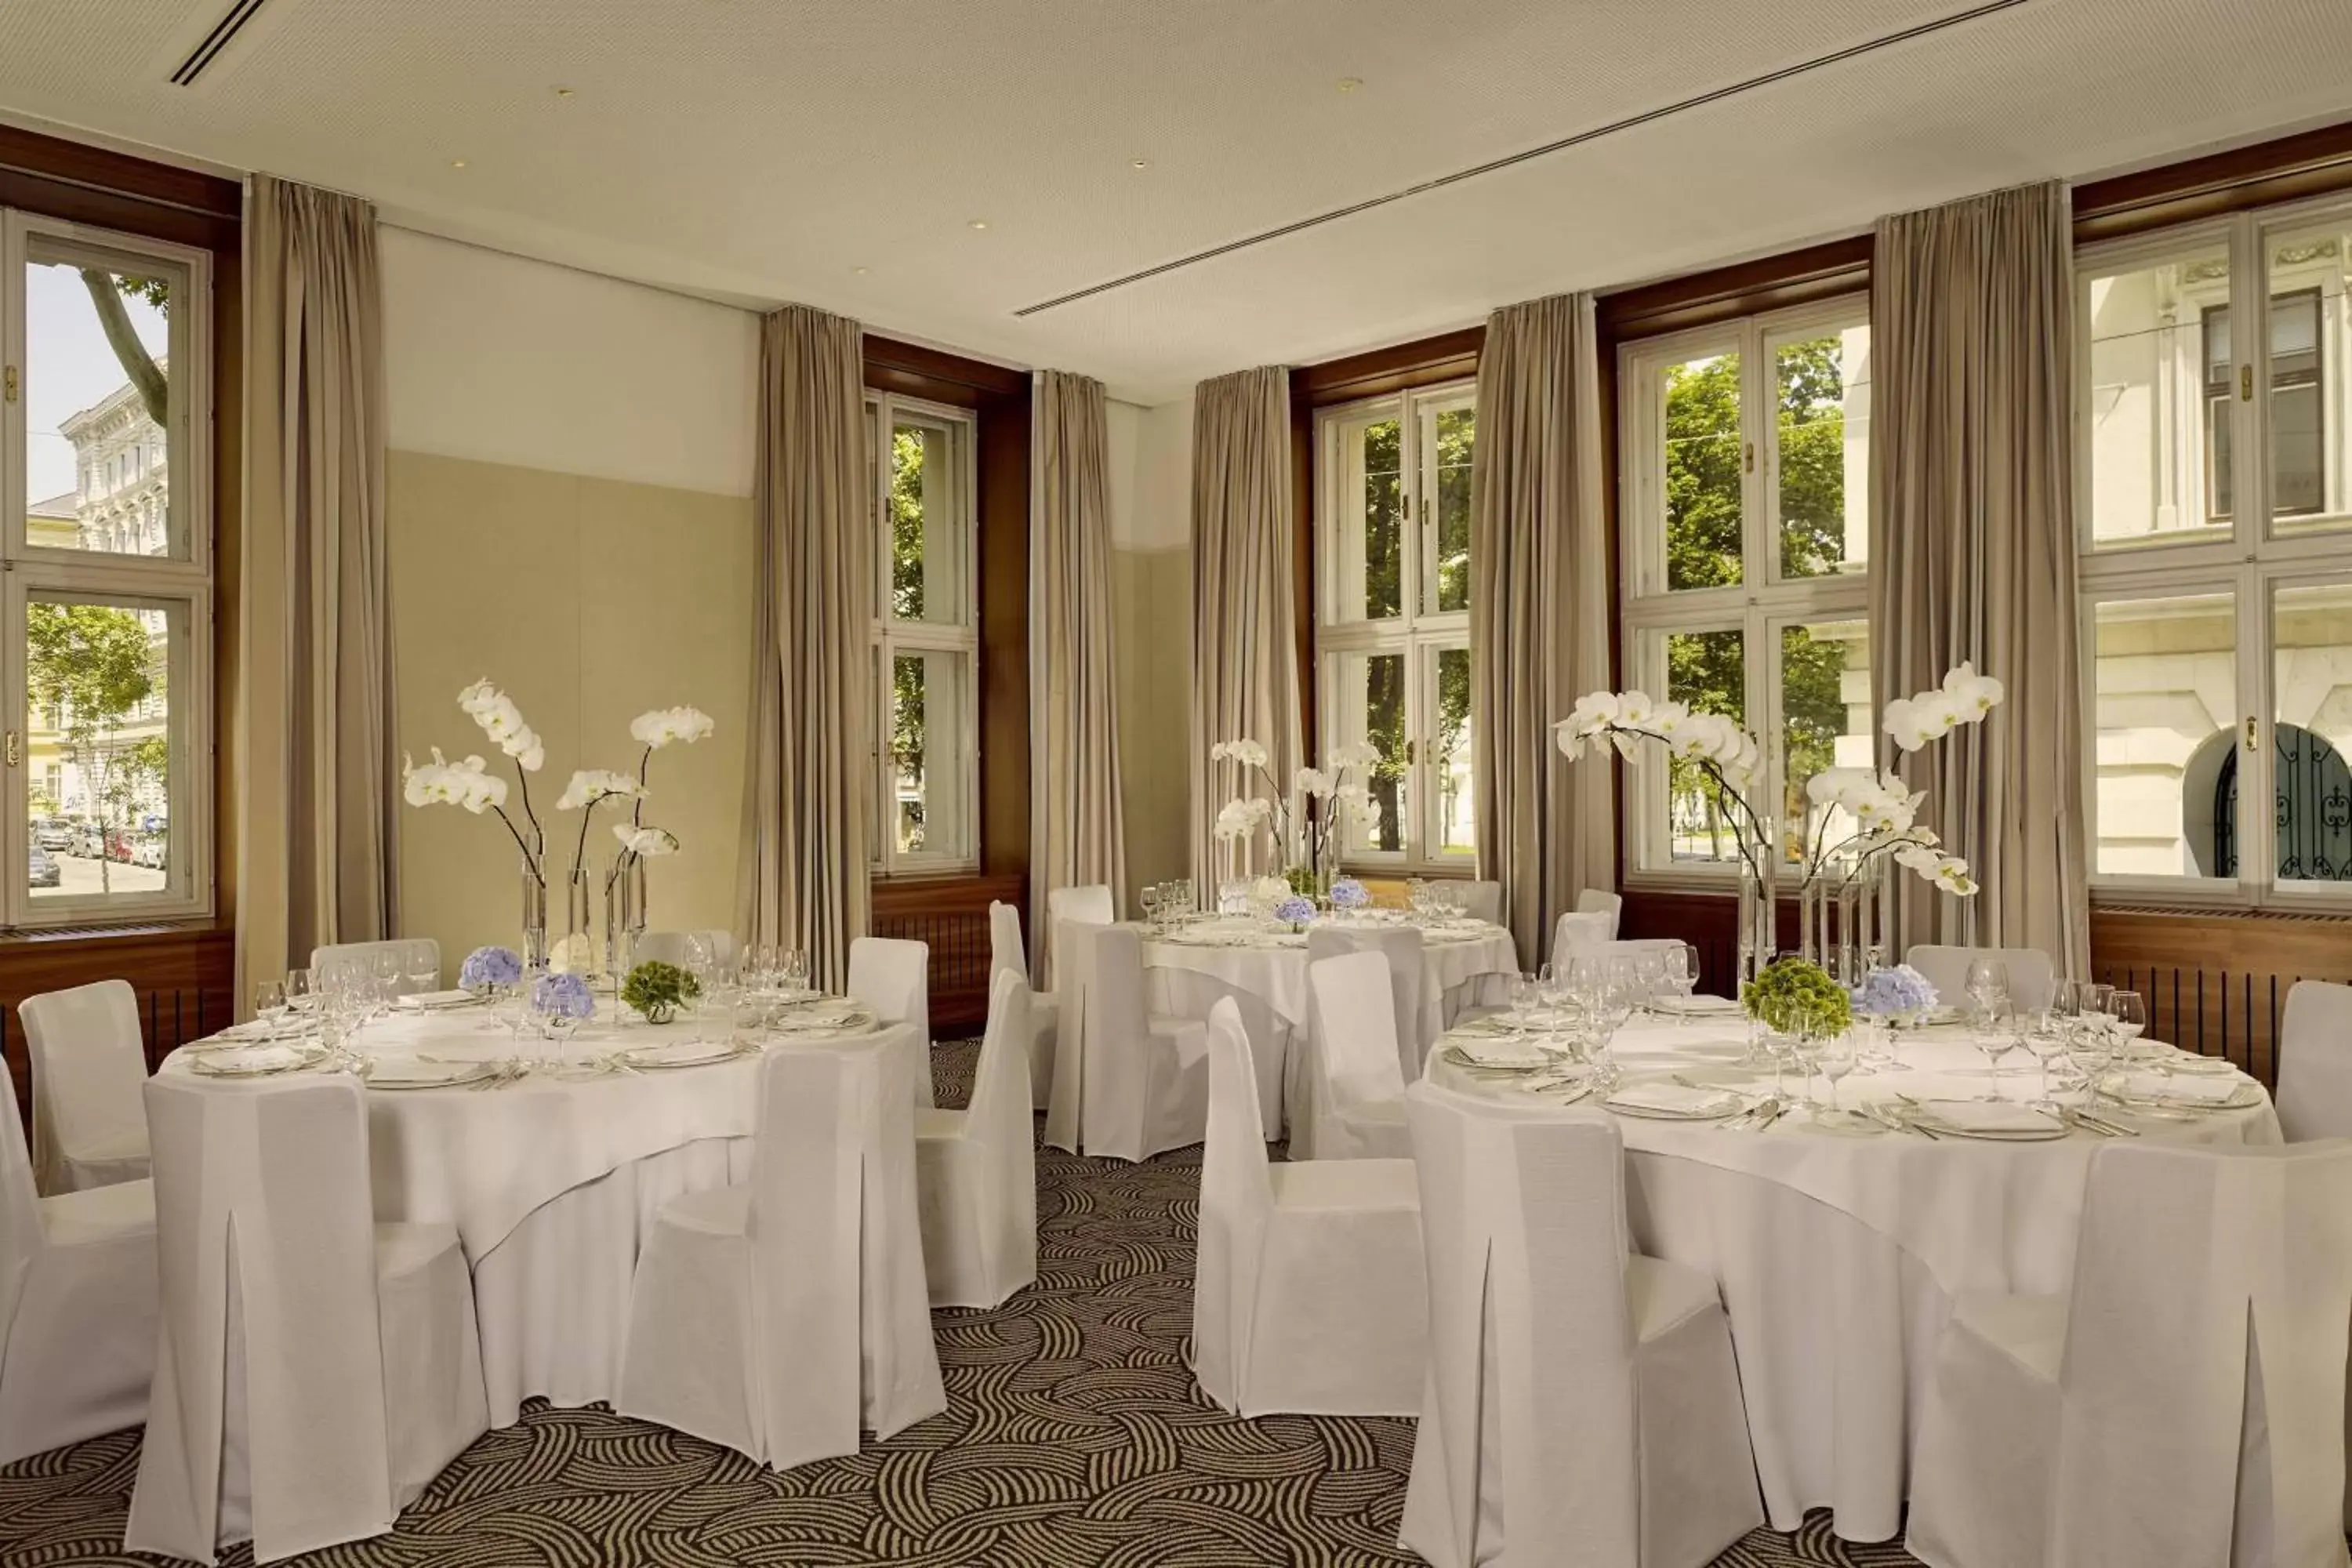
1741, 956, 1853, 1039
620, 959, 701, 1025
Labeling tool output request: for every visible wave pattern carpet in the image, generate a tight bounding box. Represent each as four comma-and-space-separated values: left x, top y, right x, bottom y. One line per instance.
0, 1040, 1927, 1567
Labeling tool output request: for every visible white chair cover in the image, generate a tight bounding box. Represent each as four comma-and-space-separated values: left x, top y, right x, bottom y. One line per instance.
2277, 980, 2352, 1142
128, 1072, 487, 1565
1574, 888, 1624, 938
1911, 1139, 2352, 1568
619, 1036, 946, 1468
0, 1051, 154, 1465
1043, 884, 1116, 989
1042, 897, 1117, 1146
849, 936, 935, 1109
1458, 881, 1503, 924
915, 970, 1036, 1307
1291, 950, 1411, 1162
20, 978, 151, 1193
1305, 924, 1428, 1079
990, 900, 1058, 1112
1904, 943, 2056, 1014
1399, 1081, 1761, 1568
1192, 1000, 1425, 1417
1551, 912, 1615, 971
1044, 924, 1208, 1162
310, 938, 442, 997
632, 929, 739, 973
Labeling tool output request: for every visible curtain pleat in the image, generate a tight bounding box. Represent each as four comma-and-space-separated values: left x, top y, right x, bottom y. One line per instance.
1189, 368, 1301, 893
1032, 370, 1127, 982
237, 175, 396, 1014
1868, 182, 2090, 975
1469, 294, 1614, 967
739, 305, 870, 992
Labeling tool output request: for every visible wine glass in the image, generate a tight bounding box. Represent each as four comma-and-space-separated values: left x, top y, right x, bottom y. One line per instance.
252, 979, 288, 1041
1817, 1030, 1857, 1121
1510, 972, 1539, 1037
1964, 958, 2012, 1024
1665, 942, 1700, 1016
2022, 1014, 2070, 1106
284, 967, 315, 1018
1973, 1006, 2019, 1099
406, 946, 439, 996
782, 948, 810, 998
2106, 990, 2148, 1058
1141, 884, 1163, 933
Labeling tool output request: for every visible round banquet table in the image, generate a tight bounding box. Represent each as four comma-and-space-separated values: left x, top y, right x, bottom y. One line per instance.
1143, 914, 1518, 1137
161, 1007, 921, 1428
1425, 1008, 2281, 1541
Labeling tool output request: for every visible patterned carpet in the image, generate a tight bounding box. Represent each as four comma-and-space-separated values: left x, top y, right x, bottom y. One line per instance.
0, 1041, 1926, 1567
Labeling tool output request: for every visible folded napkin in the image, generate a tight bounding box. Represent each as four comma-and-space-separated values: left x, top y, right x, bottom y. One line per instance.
1606, 1081, 1737, 1116
2107, 1070, 2249, 1105
395, 989, 481, 1011
189, 1042, 315, 1076
1907, 1098, 2060, 1134
1446, 1036, 1556, 1069
1650, 994, 1741, 1017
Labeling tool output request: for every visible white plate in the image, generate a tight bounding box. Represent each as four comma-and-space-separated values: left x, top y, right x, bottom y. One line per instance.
187, 1044, 324, 1079
365, 1059, 495, 1091
620, 1039, 746, 1070
1603, 1083, 1747, 1120
1443, 1040, 1559, 1072
395, 989, 483, 1012
1904, 1098, 2070, 1140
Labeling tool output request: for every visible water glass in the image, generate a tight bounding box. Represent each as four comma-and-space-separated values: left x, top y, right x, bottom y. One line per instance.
284, 967, 315, 1016
2105, 989, 2147, 1055
1817, 1032, 1857, 1119
1510, 972, 1539, 1036
782, 948, 811, 997
1973, 1007, 2019, 1098
1964, 957, 2012, 1024
1141, 884, 1163, 932
253, 979, 288, 1039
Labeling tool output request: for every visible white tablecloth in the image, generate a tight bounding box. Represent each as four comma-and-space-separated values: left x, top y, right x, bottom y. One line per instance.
162, 1010, 920, 1427
1146, 918, 1517, 1136
1427, 1013, 2280, 1540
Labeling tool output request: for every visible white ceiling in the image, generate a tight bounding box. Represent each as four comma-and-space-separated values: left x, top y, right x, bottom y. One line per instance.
3, 0, 2350, 401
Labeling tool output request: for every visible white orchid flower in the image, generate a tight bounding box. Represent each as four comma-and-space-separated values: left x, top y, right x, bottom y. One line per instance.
1614, 691, 1657, 728
557, 769, 644, 810
1882, 696, 1934, 753
1327, 739, 1381, 770
1895, 843, 1944, 873
1210, 739, 1270, 769
1555, 723, 1586, 759
1565, 691, 1621, 736
1214, 797, 1271, 840
1931, 855, 1979, 896
1942, 662, 2005, 720
613, 824, 681, 857
1250, 875, 1290, 904
630, 706, 716, 749
1294, 767, 1338, 798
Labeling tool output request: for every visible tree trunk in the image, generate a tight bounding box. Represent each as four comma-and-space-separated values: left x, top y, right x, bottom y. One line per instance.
78, 271, 169, 428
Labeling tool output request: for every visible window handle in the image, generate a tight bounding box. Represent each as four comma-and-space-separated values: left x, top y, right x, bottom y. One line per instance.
1405, 739, 1417, 766
1743, 441, 1755, 474
4, 731, 17, 768
2241, 365, 2254, 402
2245, 716, 2261, 753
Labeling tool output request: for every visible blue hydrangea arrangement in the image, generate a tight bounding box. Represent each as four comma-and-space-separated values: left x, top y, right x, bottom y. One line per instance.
1273, 895, 1317, 930
532, 969, 596, 1022
1853, 963, 1938, 1018
1329, 877, 1371, 911
459, 945, 523, 992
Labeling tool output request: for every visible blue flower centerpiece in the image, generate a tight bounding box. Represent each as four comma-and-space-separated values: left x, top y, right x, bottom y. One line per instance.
1272, 895, 1317, 933
532, 969, 596, 1025
1853, 963, 1938, 1026
1329, 876, 1371, 913
459, 945, 523, 996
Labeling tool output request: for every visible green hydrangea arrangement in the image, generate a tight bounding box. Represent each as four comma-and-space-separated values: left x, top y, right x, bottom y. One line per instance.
1741, 956, 1853, 1038
621, 959, 701, 1025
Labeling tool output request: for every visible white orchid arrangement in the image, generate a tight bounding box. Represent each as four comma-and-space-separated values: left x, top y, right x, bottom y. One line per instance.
1554, 662, 2005, 897
1210, 737, 1382, 887
604, 706, 714, 899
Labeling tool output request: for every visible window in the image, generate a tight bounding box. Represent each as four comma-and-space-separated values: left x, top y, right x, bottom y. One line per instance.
1314, 381, 1475, 871
1618, 298, 1872, 879
866, 394, 977, 874
5, 211, 211, 924
2077, 203, 2352, 905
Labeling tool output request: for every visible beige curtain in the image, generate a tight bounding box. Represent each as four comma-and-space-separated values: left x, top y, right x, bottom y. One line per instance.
739, 305, 870, 992
1033, 370, 1127, 980
1470, 294, 1615, 966
1870, 181, 2089, 975
237, 175, 396, 1011
1189, 367, 1301, 891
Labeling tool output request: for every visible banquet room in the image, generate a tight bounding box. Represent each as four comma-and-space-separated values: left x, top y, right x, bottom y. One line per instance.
5, 1, 2352, 1566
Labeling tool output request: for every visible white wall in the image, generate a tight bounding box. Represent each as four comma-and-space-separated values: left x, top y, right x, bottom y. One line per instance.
381, 227, 760, 496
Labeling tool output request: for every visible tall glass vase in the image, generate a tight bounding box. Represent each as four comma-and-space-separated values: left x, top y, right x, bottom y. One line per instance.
564, 865, 598, 982
604, 855, 647, 985
520, 858, 548, 972
1735, 812, 1778, 998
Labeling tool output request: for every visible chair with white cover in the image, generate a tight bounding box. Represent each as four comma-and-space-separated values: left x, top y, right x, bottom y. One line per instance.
1305, 924, 1428, 1081
1457, 880, 1503, 924
848, 936, 935, 1109
1575, 887, 1624, 938
1290, 949, 1413, 1162
632, 930, 738, 974
20, 979, 151, 1194
914, 970, 1036, 1308
1399, 1080, 1761, 1568
1904, 943, 2056, 1014
309, 938, 441, 997
1192, 1000, 1425, 1416
619, 1036, 946, 1468
989, 900, 1057, 1111
128, 1072, 487, 1565
0, 1051, 155, 1465
1551, 911, 1616, 971
2276, 980, 2352, 1141
1907, 1139, 2352, 1568
1044, 924, 1208, 1162
1047, 882, 1116, 929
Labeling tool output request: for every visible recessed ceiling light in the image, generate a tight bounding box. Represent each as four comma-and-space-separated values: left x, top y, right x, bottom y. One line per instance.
853, 266, 870, 276
450, 158, 468, 169
1337, 76, 1363, 93
1130, 158, 1151, 170
553, 85, 576, 99
967, 219, 989, 230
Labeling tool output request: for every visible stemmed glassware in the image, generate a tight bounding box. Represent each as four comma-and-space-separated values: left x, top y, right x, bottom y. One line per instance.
1509, 972, 1539, 1039
1816, 1029, 1858, 1122
284, 967, 315, 1019
1973, 1004, 2020, 1099
782, 948, 811, 1000
253, 980, 288, 1042
1964, 957, 2012, 1025
1141, 884, 1163, 933
405, 946, 439, 997
2106, 990, 2148, 1058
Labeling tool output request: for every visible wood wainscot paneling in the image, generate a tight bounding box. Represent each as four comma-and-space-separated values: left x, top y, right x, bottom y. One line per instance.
870, 873, 1025, 1034
0, 925, 235, 1131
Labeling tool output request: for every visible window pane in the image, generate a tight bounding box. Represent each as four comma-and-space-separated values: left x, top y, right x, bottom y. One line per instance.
1664, 352, 1743, 590
1359, 417, 1403, 619
2089, 593, 2236, 878
888, 417, 969, 625
1774, 326, 1869, 579
2082, 244, 2233, 546
2263, 221, 2341, 532
1431, 644, 1474, 858
1664, 629, 1746, 862
1427, 405, 1474, 614
1779, 619, 1872, 858
887, 648, 971, 858
27, 596, 181, 902
2272, 583, 2352, 884
24, 244, 188, 560
1329, 650, 1407, 856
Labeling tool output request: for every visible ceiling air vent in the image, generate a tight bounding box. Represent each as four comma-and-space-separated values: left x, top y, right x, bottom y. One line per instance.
170, 0, 271, 87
